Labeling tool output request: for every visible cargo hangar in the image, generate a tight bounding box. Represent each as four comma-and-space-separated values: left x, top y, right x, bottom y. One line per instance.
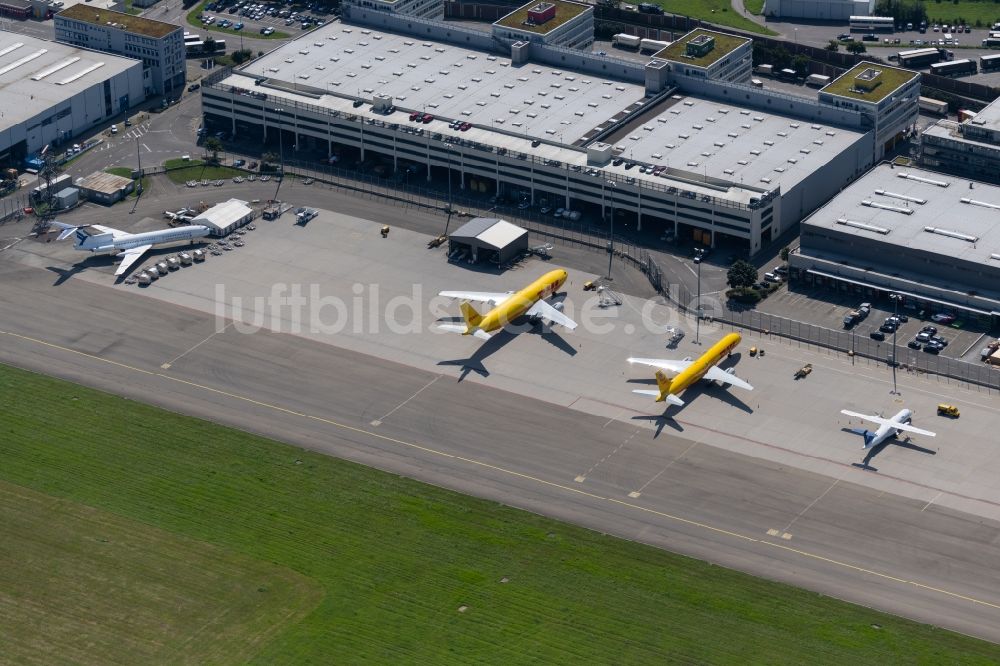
199, 0, 920, 256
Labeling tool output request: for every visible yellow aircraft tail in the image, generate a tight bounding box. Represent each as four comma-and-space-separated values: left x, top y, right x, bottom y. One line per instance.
654, 370, 672, 402
460, 301, 484, 333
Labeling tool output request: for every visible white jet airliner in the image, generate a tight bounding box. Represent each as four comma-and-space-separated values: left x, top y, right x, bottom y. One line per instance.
53, 221, 210, 276
840, 408, 936, 449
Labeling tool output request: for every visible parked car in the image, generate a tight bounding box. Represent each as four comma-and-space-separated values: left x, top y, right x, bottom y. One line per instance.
930, 335, 948, 347
188, 83, 200, 92
931, 312, 956, 324
233, 159, 246, 167
921, 325, 937, 335
915, 331, 933, 343
923, 343, 941, 354
870, 330, 886, 341
907, 340, 922, 349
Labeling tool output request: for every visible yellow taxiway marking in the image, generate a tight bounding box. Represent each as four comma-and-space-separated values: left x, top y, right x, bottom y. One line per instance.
5, 327, 1000, 614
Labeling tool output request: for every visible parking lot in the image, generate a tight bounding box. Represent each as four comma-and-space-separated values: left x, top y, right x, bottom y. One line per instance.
196, 0, 333, 37
759, 284, 995, 363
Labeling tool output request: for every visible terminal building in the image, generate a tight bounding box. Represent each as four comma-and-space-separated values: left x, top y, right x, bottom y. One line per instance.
0, 31, 144, 166
921, 96, 1000, 185
55, 5, 185, 97
198, 6, 918, 255
790, 163, 1000, 322
763, 0, 873, 20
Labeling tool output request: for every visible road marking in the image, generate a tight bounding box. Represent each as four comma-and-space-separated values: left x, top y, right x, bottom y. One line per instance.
783, 478, 840, 532
142, 143, 151, 153
632, 438, 701, 496
161, 321, 233, 370
922, 491, 943, 512
577, 429, 637, 481
371, 375, 439, 426
0, 237, 23, 252
4, 327, 1000, 613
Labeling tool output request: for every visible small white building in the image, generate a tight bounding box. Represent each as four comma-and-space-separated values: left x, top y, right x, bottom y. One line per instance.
193, 198, 254, 236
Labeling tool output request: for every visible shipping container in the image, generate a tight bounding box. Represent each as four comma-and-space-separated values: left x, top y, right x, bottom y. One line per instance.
918, 96, 949, 115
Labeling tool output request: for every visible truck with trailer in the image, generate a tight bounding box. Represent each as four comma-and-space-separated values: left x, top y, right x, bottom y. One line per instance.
981, 53, 1000, 72
639, 38, 670, 54
295, 207, 318, 225
930, 58, 977, 77
918, 96, 949, 115
612, 33, 641, 50
897, 47, 950, 68
806, 74, 831, 87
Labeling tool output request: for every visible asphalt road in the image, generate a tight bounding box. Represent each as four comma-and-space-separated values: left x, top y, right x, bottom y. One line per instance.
3, 247, 1000, 643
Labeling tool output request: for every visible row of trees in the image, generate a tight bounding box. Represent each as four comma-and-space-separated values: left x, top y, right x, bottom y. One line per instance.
751, 43, 811, 75
874, 0, 929, 28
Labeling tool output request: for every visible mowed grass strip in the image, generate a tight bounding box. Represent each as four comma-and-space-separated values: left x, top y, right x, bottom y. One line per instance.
164, 159, 244, 184
0, 480, 321, 666
1, 363, 998, 663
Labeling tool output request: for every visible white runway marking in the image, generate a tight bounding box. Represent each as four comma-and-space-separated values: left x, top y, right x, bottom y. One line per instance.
630, 437, 702, 497
922, 491, 944, 512
576, 429, 638, 483
782, 478, 841, 533
370, 375, 440, 426
160, 322, 233, 370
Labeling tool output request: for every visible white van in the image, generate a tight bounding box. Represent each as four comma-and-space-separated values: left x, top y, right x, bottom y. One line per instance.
111, 124, 118, 134
750, 78, 763, 88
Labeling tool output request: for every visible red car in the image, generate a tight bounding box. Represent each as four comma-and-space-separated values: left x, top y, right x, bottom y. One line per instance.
459, 122, 471, 131
421, 113, 434, 123
409, 111, 421, 121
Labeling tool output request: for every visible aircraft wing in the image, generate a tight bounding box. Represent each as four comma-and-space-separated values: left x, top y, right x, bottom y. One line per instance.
438, 291, 510, 306
839, 410, 936, 438
703, 365, 753, 391
627, 358, 693, 374
114, 244, 152, 276
94, 224, 127, 239
526, 299, 577, 330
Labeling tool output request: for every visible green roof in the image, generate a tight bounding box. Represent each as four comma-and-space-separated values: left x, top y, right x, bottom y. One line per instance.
820, 62, 919, 103
58, 5, 180, 39
655, 29, 749, 68
494, 0, 590, 35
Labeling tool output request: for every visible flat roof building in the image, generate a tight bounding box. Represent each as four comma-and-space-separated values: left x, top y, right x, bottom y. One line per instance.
818, 62, 920, 160
342, 0, 443, 20
655, 29, 752, 83
0, 31, 145, 166
492, 0, 593, 50
200, 17, 915, 254
448, 217, 528, 265
78, 170, 134, 204
763, 0, 874, 20
791, 163, 1000, 319
55, 5, 185, 96
921, 96, 1000, 185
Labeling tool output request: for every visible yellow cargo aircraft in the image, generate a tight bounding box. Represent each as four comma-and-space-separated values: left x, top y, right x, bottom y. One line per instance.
438, 269, 577, 340
628, 332, 752, 406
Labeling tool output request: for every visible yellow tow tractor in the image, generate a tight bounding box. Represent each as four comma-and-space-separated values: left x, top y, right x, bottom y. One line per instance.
937, 404, 960, 418
749, 346, 758, 357
583, 280, 597, 291
794, 363, 813, 379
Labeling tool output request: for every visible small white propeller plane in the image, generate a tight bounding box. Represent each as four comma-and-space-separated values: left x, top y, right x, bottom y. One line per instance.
840, 408, 936, 450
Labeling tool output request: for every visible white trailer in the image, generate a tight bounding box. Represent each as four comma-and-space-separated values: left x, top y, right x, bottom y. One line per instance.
757, 63, 773, 75
918, 96, 949, 115
639, 38, 670, 53
806, 73, 831, 87
612, 33, 641, 49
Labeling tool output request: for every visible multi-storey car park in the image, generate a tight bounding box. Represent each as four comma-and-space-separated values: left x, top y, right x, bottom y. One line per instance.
199, 1, 920, 255
791, 163, 1000, 323
0, 30, 145, 166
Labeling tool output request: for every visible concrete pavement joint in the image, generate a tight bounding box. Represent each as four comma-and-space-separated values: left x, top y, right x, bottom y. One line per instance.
4, 326, 1000, 614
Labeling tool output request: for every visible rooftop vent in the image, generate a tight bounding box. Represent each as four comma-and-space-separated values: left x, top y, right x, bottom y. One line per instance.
898, 172, 949, 187
960, 197, 1000, 211
862, 200, 913, 215
685, 34, 715, 58
836, 218, 890, 234
875, 189, 926, 204
852, 67, 883, 93
924, 226, 978, 242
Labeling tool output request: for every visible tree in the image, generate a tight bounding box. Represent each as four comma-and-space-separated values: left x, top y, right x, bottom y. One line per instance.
826, 39, 840, 52
231, 49, 253, 65
261, 151, 280, 172
203, 36, 217, 54
727, 260, 758, 289
779, 246, 790, 262
203, 137, 223, 163
791, 54, 810, 76
846, 40, 867, 55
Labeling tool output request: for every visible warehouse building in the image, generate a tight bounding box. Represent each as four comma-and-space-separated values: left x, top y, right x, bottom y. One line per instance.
791, 163, 1000, 321
0, 31, 145, 167
199, 13, 917, 255
193, 198, 255, 236
492, 0, 594, 50
921, 96, 1000, 185
55, 6, 185, 96
448, 217, 529, 265
77, 170, 134, 204
0, 0, 32, 19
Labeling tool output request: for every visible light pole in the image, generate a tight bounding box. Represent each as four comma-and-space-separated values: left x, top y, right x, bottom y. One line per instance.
273, 107, 284, 202
694, 248, 704, 344
605, 180, 616, 275
890, 292, 902, 394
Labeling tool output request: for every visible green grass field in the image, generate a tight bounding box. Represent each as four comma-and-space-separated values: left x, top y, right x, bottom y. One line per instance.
2, 362, 999, 663
648, 0, 774, 34
105, 167, 150, 199
743, 0, 766, 16
163, 159, 243, 184
925, 1, 1000, 26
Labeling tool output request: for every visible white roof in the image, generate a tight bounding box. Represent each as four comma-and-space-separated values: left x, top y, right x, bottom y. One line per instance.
0, 31, 139, 134
476, 219, 527, 248
193, 198, 252, 230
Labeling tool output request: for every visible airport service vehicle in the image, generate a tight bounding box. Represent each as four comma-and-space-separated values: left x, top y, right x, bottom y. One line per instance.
627, 332, 753, 407
794, 363, 813, 379
53, 221, 210, 277
295, 207, 318, 225
937, 404, 960, 417
840, 408, 936, 449
982, 37, 1000, 49
437, 269, 577, 341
